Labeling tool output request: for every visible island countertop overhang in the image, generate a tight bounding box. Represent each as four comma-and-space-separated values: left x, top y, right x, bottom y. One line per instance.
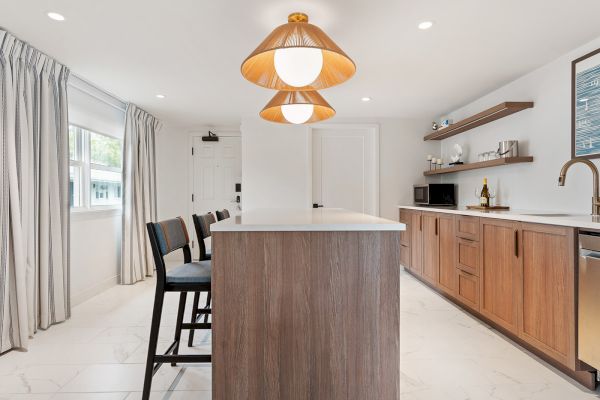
210, 208, 405, 232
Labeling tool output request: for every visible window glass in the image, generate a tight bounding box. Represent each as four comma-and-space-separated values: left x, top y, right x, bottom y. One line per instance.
68, 124, 122, 209
69, 125, 78, 161
90, 132, 121, 169
69, 165, 81, 207
90, 169, 122, 206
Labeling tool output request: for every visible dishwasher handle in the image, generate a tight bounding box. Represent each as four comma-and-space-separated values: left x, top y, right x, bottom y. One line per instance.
581, 249, 600, 260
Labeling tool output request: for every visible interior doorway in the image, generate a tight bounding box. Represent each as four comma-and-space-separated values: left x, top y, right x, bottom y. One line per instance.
311, 125, 379, 216
190, 134, 241, 246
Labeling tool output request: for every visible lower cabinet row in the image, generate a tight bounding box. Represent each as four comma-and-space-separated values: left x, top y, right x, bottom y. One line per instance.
399, 209, 577, 371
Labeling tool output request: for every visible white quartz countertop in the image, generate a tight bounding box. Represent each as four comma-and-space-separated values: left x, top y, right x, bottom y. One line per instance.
398, 205, 600, 230
211, 208, 406, 232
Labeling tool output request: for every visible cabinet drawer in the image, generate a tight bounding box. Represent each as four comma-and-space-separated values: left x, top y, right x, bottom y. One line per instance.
455, 216, 480, 241
400, 244, 410, 268
456, 238, 480, 276
456, 269, 479, 311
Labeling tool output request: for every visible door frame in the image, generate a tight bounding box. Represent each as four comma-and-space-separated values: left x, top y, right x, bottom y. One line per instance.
187, 129, 241, 244
308, 123, 380, 216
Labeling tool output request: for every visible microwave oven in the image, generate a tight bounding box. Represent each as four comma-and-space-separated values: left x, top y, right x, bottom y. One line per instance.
413, 184, 456, 206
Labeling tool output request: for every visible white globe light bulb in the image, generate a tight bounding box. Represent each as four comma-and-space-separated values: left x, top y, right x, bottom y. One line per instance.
274, 47, 323, 87
281, 104, 314, 124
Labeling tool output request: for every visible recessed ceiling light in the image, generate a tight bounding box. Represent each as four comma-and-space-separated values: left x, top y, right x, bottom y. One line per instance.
418, 21, 433, 30
47, 12, 65, 21
155, 94, 165, 99
361, 97, 371, 102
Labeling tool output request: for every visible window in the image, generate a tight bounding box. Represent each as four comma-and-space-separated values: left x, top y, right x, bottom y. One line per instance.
69, 125, 122, 209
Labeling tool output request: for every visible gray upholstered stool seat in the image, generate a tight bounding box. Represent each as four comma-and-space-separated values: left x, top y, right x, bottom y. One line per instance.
166, 261, 212, 284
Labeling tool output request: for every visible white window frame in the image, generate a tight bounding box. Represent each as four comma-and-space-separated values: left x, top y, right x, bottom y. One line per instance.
69, 124, 123, 212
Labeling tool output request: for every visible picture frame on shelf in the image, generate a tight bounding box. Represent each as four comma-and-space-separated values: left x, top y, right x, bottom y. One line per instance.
572, 47, 600, 159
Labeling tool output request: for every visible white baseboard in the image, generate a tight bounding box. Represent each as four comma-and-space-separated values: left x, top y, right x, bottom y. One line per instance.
71, 274, 120, 306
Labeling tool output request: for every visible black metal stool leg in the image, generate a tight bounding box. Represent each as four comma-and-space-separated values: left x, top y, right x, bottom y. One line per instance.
172, 292, 187, 366
142, 286, 165, 400
203, 291, 211, 323
188, 291, 200, 347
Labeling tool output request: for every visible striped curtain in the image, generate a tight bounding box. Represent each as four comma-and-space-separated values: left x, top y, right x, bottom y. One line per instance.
121, 104, 160, 284
0, 30, 70, 352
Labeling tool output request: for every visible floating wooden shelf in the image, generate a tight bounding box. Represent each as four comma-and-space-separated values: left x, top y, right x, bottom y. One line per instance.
424, 102, 534, 141
423, 156, 534, 176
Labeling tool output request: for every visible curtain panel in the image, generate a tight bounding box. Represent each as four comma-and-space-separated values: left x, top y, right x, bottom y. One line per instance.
121, 104, 160, 284
0, 30, 70, 353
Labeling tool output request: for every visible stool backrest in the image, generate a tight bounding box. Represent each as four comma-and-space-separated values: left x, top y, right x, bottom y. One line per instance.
192, 213, 215, 261
216, 209, 230, 221
146, 217, 192, 285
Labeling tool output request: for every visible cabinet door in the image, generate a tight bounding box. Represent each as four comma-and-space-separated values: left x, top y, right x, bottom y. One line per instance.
399, 209, 411, 247
422, 212, 439, 286
480, 219, 520, 334
519, 223, 576, 369
438, 214, 455, 295
409, 212, 423, 276
456, 269, 479, 311
455, 216, 480, 241
400, 244, 410, 268
456, 238, 480, 276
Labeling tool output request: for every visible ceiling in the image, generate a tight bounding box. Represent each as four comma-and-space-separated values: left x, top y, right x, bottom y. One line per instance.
2, 0, 600, 128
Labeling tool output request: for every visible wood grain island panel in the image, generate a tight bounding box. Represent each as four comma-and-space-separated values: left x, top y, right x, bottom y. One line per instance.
212, 230, 400, 400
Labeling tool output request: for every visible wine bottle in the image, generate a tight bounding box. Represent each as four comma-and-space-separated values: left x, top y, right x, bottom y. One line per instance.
480, 178, 490, 207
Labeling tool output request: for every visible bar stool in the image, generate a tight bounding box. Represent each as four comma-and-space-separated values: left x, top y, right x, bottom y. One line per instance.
188, 213, 215, 346
194, 212, 215, 261
216, 209, 230, 221
144, 217, 211, 400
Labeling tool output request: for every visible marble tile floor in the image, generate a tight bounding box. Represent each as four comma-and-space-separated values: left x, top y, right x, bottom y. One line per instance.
0, 273, 213, 400
400, 268, 600, 400
1, 267, 599, 399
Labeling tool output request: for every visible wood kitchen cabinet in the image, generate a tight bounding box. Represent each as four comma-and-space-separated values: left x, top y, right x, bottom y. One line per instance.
409, 211, 423, 276
422, 212, 440, 285
519, 223, 576, 369
399, 210, 411, 269
455, 215, 480, 241
399, 209, 411, 246
399, 207, 586, 385
456, 269, 479, 311
456, 238, 479, 276
437, 214, 455, 295
480, 218, 520, 334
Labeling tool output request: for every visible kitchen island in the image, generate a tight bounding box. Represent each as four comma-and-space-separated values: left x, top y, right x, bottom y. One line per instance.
210, 208, 405, 400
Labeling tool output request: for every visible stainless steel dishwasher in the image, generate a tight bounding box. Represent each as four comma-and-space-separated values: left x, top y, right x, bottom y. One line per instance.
579, 230, 600, 373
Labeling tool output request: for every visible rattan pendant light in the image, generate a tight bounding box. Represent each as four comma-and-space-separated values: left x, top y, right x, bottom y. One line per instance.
241, 12, 356, 91
260, 90, 335, 124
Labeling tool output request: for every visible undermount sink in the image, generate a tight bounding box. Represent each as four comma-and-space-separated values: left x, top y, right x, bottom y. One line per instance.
521, 213, 574, 217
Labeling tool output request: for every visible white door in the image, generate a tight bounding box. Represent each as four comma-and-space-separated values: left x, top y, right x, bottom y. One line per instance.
192, 136, 242, 220
312, 127, 379, 215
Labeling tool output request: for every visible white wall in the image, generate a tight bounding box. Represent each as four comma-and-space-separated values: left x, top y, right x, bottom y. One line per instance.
240, 116, 436, 220
377, 118, 439, 219
68, 76, 126, 305
241, 117, 312, 211
70, 211, 121, 305
155, 123, 191, 221
440, 36, 600, 213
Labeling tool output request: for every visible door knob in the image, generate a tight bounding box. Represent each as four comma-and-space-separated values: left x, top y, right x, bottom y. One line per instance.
313, 203, 324, 208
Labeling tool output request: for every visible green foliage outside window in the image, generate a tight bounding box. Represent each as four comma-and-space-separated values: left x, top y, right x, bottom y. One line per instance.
90, 132, 122, 168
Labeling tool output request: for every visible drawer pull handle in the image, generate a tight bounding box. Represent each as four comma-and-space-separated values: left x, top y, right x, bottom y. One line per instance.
460, 269, 475, 277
